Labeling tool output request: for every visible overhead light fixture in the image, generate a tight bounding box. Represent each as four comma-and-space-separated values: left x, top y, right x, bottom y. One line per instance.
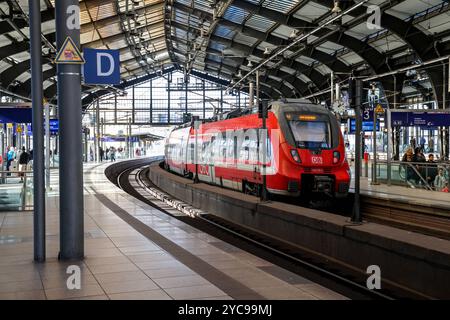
263, 47, 271, 55
247, 60, 253, 68
237, 70, 242, 78
331, 0, 342, 13
289, 29, 298, 39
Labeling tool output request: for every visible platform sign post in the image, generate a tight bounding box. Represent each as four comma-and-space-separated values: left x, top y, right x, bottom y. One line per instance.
45, 102, 51, 192
55, 0, 84, 260
351, 78, 363, 223
29, 0, 46, 262
372, 104, 383, 185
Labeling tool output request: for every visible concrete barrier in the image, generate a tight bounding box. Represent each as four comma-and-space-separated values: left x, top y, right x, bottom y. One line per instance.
148, 162, 450, 298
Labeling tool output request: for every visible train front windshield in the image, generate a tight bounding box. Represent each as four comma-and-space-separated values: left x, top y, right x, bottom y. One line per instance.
287, 120, 331, 149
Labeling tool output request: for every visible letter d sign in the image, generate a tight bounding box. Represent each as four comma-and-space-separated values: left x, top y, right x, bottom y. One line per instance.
83, 48, 120, 85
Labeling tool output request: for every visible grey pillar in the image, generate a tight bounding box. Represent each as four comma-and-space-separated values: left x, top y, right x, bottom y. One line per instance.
351, 79, 363, 223
29, 0, 46, 262
56, 0, 84, 260
45, 103, 51, 191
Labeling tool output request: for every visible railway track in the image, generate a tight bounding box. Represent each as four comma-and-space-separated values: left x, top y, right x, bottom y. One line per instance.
360, 197, 450, 241
104, 158, 431, 299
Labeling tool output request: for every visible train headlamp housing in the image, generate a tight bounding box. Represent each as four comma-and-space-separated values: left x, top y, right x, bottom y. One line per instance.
333, 151, 340, 164
290, 149, 301, 163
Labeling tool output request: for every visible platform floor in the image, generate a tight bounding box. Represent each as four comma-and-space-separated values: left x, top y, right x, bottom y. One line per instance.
353, 176, 450, 210
0, 162, 346, 300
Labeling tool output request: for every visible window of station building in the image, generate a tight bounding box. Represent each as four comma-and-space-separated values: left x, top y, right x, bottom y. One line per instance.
86, 70, 248, 127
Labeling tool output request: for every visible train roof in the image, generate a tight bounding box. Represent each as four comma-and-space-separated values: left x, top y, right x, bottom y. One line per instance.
270, 99, 330, 116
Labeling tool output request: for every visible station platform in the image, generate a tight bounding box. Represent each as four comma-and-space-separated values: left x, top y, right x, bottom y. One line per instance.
355, 177, 450, 212
0, 162, 346, 300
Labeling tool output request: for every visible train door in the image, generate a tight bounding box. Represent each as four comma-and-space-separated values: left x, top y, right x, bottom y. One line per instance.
209, 136, 216, 184
231, 135, 239, 190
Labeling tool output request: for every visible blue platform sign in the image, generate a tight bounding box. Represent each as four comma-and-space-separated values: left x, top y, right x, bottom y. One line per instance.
391, 111, 450, 128
83, 48, 120, 85
349, 119, 380, 133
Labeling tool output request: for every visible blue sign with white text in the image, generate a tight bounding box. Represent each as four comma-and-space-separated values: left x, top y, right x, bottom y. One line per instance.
391, 112, 450, 128
83, 48, 120, 85
349, 119, 380, 133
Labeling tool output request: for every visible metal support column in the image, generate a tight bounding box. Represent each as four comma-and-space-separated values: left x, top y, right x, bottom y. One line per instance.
387, 109, 392, 185
56, 0, 84, 260
128, 117, 132, 158
96, 99, 100, 162
330, 71, 334, 106
257, 70, 268, 201
351, 79, 363, 223
249, 82, 254, 109
202, 80, 206, 119
387, 76, 395, 185
30, 0, 46, 262
168, 81, 171, 123
372, 108, 379, 185
45, 103, 51, 191
150, 81, 153, 123
194, 120, 199, 183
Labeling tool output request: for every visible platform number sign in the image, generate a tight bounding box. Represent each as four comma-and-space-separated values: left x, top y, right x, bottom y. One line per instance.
83, 48, 120, 85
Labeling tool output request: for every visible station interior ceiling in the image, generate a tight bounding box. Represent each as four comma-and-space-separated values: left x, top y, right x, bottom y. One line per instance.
0, 0, 450, 112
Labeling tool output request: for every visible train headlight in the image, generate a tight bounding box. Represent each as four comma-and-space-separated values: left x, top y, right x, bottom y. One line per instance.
333, 151, 340, 164
290, 149, 301, 163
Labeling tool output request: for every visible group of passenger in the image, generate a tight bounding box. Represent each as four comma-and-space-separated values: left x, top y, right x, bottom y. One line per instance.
1, 146, 32, 181
402, 146, 448, 192
99, 146, 118, 162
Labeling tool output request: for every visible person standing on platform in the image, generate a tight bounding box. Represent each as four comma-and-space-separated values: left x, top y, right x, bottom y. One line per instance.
105, 147, 109, 161
18, 147, 30, 182
6, 147, 16, 173
99, 147, 104, 162
110, 147, 116, 162
434, 168, 447, 191
426, 154, 437, 188
420, 136, 426, 151
428, 137, 434, 152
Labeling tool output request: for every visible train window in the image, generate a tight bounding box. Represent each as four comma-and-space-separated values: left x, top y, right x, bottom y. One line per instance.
210, 136, 216, 159
244, 137, 250, 160
190, 143, 194, 163
288, 120, 331, 149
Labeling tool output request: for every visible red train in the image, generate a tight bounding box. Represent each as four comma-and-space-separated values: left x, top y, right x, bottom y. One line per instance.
164, 100, 351, 199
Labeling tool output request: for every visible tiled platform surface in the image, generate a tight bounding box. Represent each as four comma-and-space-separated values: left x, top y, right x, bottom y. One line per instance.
0, 162, 346, 300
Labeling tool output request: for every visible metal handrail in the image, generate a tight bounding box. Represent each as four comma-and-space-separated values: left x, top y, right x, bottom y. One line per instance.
376, 160, 448, 191
0, 170, 34, 211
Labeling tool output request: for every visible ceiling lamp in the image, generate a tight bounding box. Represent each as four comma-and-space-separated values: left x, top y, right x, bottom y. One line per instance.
331, 1, 342, 13
289, 29, 298, 39
237, 70, 242, 78
263, 47, 271, 55
247, 60, 253, 68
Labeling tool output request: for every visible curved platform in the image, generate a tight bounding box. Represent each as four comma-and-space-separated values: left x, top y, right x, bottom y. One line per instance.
0, 160, 346, 300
